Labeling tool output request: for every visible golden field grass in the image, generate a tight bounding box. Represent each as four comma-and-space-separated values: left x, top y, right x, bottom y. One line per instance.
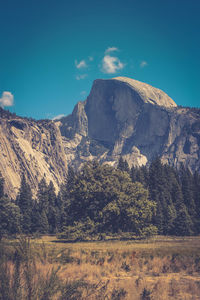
3, 235, 200, 299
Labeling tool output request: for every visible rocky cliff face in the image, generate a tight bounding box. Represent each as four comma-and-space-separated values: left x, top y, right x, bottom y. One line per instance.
0, 111, 68, 198
59, 77, 200, 172
0, 77, 199, 197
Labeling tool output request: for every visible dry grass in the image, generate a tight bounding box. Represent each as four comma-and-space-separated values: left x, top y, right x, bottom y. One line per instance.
3, 235, 200, 299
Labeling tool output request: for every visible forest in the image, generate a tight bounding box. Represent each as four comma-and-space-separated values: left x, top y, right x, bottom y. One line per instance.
0, 157, 200, 240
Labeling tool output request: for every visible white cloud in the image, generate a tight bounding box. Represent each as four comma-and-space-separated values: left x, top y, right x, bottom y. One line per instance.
75, 59, 87, 69
52, 114, 65, 121
80, 90, 86, 96
105, 47, 119, 54
140, 61, 148, 68
0, 91, 14, 107
102, 55, 124, 74
76, 74, 88, 80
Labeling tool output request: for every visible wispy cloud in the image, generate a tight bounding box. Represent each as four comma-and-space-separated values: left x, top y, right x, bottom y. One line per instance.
80, 90, 86, 96
88, 56, 94, 61
75, 59, 87, 69
76, 74, 88, 80
0, 91, 14, 107
102, 55, 124, 74
140, 61, 148, 68
52, 114, 65, 121
105, 47, 119, 54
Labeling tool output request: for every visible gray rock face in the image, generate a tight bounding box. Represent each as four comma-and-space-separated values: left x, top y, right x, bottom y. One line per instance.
0, 77, 199, 197
59, 77, 200, 172
113, 77, 177, 107
0, 114, 68, 198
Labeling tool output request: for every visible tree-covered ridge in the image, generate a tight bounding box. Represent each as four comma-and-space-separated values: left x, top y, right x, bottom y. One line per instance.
129, 158, 200, 236
0, 158, 200, 240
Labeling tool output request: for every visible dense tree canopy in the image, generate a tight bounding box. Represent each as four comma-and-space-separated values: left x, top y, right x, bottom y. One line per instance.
62, 162, 156, 237
0, 174, 21, 239
0, 158, 200, 239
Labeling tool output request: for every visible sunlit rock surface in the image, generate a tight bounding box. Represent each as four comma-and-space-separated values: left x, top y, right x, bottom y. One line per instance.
0, 77, 199, 197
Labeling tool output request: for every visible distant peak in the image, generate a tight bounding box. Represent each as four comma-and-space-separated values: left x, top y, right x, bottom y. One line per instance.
111, 76, 177, 108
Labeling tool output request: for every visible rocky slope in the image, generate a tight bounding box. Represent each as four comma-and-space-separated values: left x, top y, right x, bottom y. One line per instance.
0, 109, 68, 198
0, 77, 200, 197
59, 77, 200, 172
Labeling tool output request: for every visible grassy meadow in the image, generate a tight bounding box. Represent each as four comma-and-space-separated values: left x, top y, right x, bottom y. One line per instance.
1, 235, 200, 299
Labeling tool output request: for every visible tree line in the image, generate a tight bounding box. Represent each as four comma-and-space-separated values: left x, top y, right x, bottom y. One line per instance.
0, 157, 199, 240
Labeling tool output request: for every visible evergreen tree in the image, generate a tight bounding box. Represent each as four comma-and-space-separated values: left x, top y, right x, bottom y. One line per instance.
36, 178, 49, 233
56, 190, 66, 232
61, 166, 77, 226
16, 175, 33, 233
117, 156, 130, 173
37, 178, 49, 212
174, 203, 194, 236
193, 171, 200, 233
148, 158, 183, 235
0, 172, 4, 199
67, 166, 76, 189
130, 166, 137, 182
38, 210, 49, 233
165, 203, 177, 235
148, 158, 167, 234
0, 196, 21, 239
47, 181, 58, 233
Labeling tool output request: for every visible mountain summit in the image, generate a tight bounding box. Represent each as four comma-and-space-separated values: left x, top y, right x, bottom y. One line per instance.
0, 77, 199, 197
60, 77, 199, 172
113, 77, 177, 107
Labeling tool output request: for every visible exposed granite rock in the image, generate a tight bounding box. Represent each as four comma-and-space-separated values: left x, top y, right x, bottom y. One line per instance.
0, 116, 68, 198
0, 77, 199, 197
59, 77, 200, 172
113, 77, 177, 107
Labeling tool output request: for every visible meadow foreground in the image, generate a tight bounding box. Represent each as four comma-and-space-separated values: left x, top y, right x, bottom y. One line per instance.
1, 235, 200, 299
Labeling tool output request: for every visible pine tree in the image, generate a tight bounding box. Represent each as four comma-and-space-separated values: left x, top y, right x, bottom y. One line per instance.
47, 181, 58, 233
0, 196, 21, 239
16, 175, 33, 233
148, 158, 166, 234
56, 189, 67, 231
37, 178, 49, 213
67, 166, 76, 190
130, 166, 137, 182
36, 178, 49, 233
165, 203, 177, 235
0, 172, 4, 199
193, 171, 200, 233
117, 156, 130, 173
174, 203, 194, 236
179, 165, 196, 218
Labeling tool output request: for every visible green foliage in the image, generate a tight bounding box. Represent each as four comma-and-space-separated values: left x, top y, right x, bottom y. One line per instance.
174, 203, 194, 236
16, 175, 33, 234
117, 156, 130, 173
0, 196, 21, 240
60, 218, 96, 241
146, 158, 195, 235
1, 154, 200, 238
61, 161, 156, 238
47, 181, 59, 233
0, 172, 4, 199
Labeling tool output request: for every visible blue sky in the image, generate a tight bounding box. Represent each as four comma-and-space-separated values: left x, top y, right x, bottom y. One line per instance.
0, 0, 199, 119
